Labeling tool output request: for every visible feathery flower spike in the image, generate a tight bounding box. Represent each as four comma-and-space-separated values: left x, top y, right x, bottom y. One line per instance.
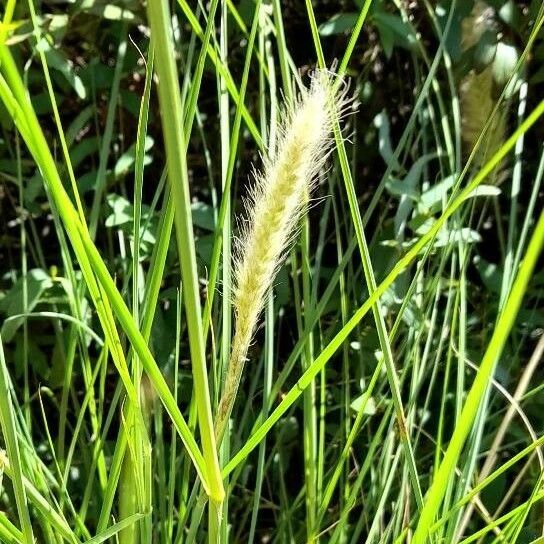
215, 70, 349, 442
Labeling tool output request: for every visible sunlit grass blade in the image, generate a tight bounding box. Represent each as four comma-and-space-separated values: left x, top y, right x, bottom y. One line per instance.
145, 0, 224, 505
0, 338, 34, 543
412, 211, 544, 542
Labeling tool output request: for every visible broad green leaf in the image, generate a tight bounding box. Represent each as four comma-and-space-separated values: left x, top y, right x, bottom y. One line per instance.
318, 13, 359, 36
191, 201, 215, 232
373, 11, 417, 57
0, 269, 53, 341
419, 175, 455, 210
35, 38, 87, 99
374, 111, 401, 172
113, 136, 153, 178
350, 394, 377, 416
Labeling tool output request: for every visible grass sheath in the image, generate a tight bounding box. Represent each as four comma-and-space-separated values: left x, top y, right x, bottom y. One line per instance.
215, 71, 348, 442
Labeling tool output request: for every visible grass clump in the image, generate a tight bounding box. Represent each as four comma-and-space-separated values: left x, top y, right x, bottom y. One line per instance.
0, 0, 543, 543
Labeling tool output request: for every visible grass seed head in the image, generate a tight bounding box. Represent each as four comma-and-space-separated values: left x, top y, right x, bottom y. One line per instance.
215, 70, 349, 440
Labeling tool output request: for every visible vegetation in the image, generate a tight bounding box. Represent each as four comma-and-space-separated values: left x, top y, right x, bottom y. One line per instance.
0, 0, 544, 542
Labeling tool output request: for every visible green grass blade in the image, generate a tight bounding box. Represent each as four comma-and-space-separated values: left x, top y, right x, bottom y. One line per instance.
145, 0, 224, 504
412, 211, 544, 542
0, 337, 34, 543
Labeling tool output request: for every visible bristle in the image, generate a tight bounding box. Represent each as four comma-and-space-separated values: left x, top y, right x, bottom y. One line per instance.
215, 70, 348, 441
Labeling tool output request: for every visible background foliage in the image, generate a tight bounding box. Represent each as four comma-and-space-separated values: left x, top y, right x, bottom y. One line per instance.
0, 0, 544, 542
